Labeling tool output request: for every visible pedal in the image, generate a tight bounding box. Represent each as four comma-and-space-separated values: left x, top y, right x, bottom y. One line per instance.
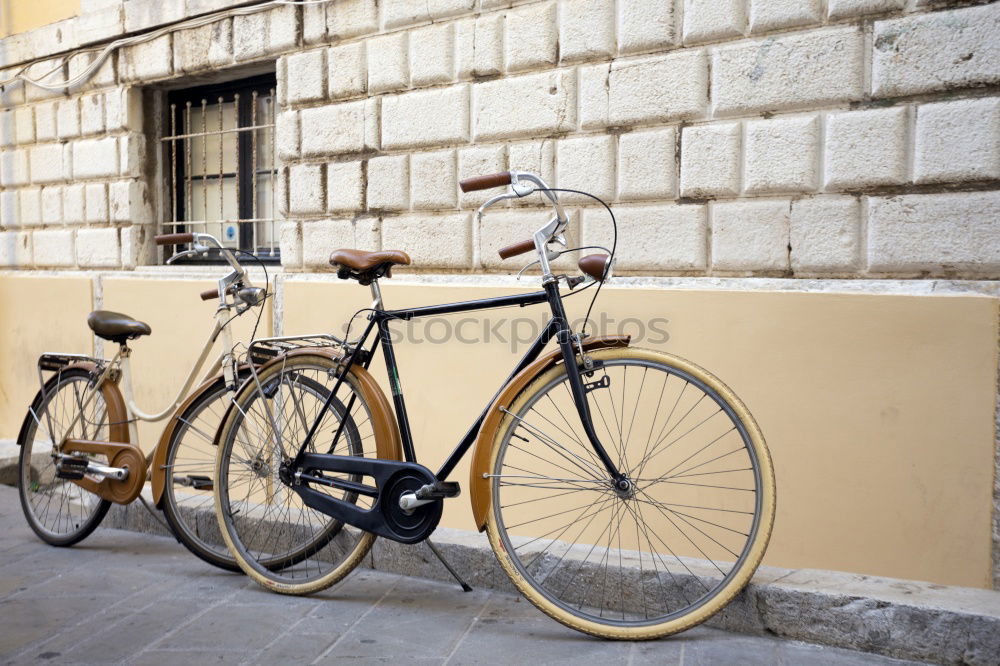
174, 474, 214, 491
55, 456, 89, 480
415, 481, 461, 500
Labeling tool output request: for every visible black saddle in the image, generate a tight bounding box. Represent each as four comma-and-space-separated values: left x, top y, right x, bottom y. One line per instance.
87, 310, 152, 345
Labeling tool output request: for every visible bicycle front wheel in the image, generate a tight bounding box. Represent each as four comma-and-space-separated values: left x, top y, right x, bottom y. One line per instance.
17, 368, 113, 546
485, 347, 775, 639
215, 353, 380, 595
161, 374, 247, 571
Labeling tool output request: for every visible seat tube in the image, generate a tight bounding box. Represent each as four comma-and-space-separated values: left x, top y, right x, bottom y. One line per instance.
117, 346, 140, 445
378, 318, 417, 463
544, 280, 624, 482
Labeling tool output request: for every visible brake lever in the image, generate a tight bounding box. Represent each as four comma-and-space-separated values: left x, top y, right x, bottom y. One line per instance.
474, 192, 521, 224
166, 249, 202, 264
515, 246, 564, 279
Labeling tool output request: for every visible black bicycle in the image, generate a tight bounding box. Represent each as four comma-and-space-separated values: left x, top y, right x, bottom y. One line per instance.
211, 171, 775, 639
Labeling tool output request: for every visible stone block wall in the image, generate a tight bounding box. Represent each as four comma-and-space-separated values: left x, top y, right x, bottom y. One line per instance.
0, 0, 996, 276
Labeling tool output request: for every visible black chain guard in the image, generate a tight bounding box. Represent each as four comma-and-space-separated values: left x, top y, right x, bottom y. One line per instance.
290, 453, 442, 544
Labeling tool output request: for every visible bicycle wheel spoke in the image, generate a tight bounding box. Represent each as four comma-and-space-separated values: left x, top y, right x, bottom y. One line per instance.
217, 355, 376, 588
491, 353, 771, 634
19, 372, 109, 544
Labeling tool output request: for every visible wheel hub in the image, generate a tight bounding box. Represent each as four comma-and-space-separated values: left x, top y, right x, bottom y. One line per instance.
251, 452, 272, 478
612, 476, 635, 499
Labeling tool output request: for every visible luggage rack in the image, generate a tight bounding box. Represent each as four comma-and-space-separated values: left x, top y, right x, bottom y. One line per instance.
247, 334, 352, 367
38, 352, 106, 373
36, 353, 112, 397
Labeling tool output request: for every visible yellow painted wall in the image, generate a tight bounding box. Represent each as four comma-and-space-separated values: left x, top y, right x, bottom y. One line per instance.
0, 272, 996, 589
0, 0, 79, 37
282, 279, 998, 589
0, 274, 93, 437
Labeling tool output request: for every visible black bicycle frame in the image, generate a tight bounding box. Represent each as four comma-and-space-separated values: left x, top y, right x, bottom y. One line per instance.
293, 280, 625, 484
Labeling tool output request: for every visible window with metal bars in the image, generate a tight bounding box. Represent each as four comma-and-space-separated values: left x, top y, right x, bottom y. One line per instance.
162, 73, 279, 262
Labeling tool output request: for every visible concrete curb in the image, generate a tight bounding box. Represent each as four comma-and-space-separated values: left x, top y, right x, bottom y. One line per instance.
99, 501, 1000, 665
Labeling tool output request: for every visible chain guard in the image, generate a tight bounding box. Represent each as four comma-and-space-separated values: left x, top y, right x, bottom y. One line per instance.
290, 453, 442, 545
63, 439, 147, 504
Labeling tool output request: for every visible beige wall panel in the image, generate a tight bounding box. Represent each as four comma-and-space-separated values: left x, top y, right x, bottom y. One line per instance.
101, 277, 273, 453
1, 0, 78, 36
0, 275, 93, 439
284, 278, 998, 588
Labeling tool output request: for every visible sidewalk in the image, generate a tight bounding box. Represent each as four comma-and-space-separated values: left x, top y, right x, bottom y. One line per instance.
0, 486, 918, 665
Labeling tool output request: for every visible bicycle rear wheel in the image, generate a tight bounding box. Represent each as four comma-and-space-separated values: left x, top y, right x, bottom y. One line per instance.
215, 353, 380, 594
17, 368, 113, 546
486, 347, 775, 639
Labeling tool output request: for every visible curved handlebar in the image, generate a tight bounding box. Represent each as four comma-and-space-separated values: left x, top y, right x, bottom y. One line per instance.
155, 233, 195, 246
200, 288, 219, 301
498, 239, 535, 260
460, 172, 512, 193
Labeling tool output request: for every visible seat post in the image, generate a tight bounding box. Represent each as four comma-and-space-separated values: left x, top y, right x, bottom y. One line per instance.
369, 280, 383, 310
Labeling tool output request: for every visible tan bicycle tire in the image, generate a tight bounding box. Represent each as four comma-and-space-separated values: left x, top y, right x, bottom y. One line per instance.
485, 347, 776, 639
213, 353, 376, 596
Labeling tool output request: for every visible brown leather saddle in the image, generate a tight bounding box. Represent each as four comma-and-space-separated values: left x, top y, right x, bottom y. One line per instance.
87, 310, 152, 345
329, 249, 411, 285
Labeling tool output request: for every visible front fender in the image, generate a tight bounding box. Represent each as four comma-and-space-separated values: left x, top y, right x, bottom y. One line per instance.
468, 335, 629, 531
150, 369, 249, 508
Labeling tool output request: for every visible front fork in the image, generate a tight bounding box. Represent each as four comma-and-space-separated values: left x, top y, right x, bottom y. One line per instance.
544, 280, 631, 493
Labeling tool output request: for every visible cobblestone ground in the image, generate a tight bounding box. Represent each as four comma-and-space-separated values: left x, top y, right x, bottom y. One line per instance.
0, 486, 921, 665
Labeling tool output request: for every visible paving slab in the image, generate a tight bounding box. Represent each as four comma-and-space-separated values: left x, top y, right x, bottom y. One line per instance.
0, 485, 919, 665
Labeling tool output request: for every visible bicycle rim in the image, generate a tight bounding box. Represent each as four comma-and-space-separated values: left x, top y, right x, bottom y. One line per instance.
215, 355, 378, 592
486, 347, 775, 639
18, 369, 112, 546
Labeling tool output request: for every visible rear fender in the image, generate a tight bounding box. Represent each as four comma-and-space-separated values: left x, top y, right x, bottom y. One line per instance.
208, 348, 403, 470
16, 360, 129, 452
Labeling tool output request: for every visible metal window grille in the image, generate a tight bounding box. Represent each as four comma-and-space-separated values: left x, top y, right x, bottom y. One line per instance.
162, 74, 279, 260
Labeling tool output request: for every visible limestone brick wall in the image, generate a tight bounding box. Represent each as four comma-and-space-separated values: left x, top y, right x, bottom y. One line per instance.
0, 0, 996, 276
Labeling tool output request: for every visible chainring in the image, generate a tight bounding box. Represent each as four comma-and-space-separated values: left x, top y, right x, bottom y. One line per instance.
379, 470, 442, 544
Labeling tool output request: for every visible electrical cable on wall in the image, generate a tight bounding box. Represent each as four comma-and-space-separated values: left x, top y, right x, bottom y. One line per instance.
0, 0, 333, 92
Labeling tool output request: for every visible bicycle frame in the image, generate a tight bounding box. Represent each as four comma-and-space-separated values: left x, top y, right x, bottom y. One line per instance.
292, 278, 626, 487
29, 288, 258, 510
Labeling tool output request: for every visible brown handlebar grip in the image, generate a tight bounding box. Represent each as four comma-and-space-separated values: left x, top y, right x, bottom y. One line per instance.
498, 238, 535, 260
459, 172, 512, 193
155, 233, 195, 246
200, 288, 219, 301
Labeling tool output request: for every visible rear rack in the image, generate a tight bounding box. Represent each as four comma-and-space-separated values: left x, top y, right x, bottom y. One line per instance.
38, 353, 105, 373
36, 352, 114, 402
247, 334, 350, 367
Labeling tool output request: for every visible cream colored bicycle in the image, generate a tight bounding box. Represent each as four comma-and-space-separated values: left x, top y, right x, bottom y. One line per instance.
17, 232, 267, 571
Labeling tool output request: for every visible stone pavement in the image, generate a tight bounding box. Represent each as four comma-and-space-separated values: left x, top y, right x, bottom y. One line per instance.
0, 486, 920, 665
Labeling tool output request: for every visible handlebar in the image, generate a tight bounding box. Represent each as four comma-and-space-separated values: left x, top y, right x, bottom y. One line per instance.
498, 239, 535, 260
155, 233, 195, 246
459, 172, 512, 193
468, 171, 569, 277
156, 231, 259, 307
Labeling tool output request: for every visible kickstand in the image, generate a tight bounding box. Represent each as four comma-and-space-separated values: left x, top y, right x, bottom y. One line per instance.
426, 539, 473, 592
